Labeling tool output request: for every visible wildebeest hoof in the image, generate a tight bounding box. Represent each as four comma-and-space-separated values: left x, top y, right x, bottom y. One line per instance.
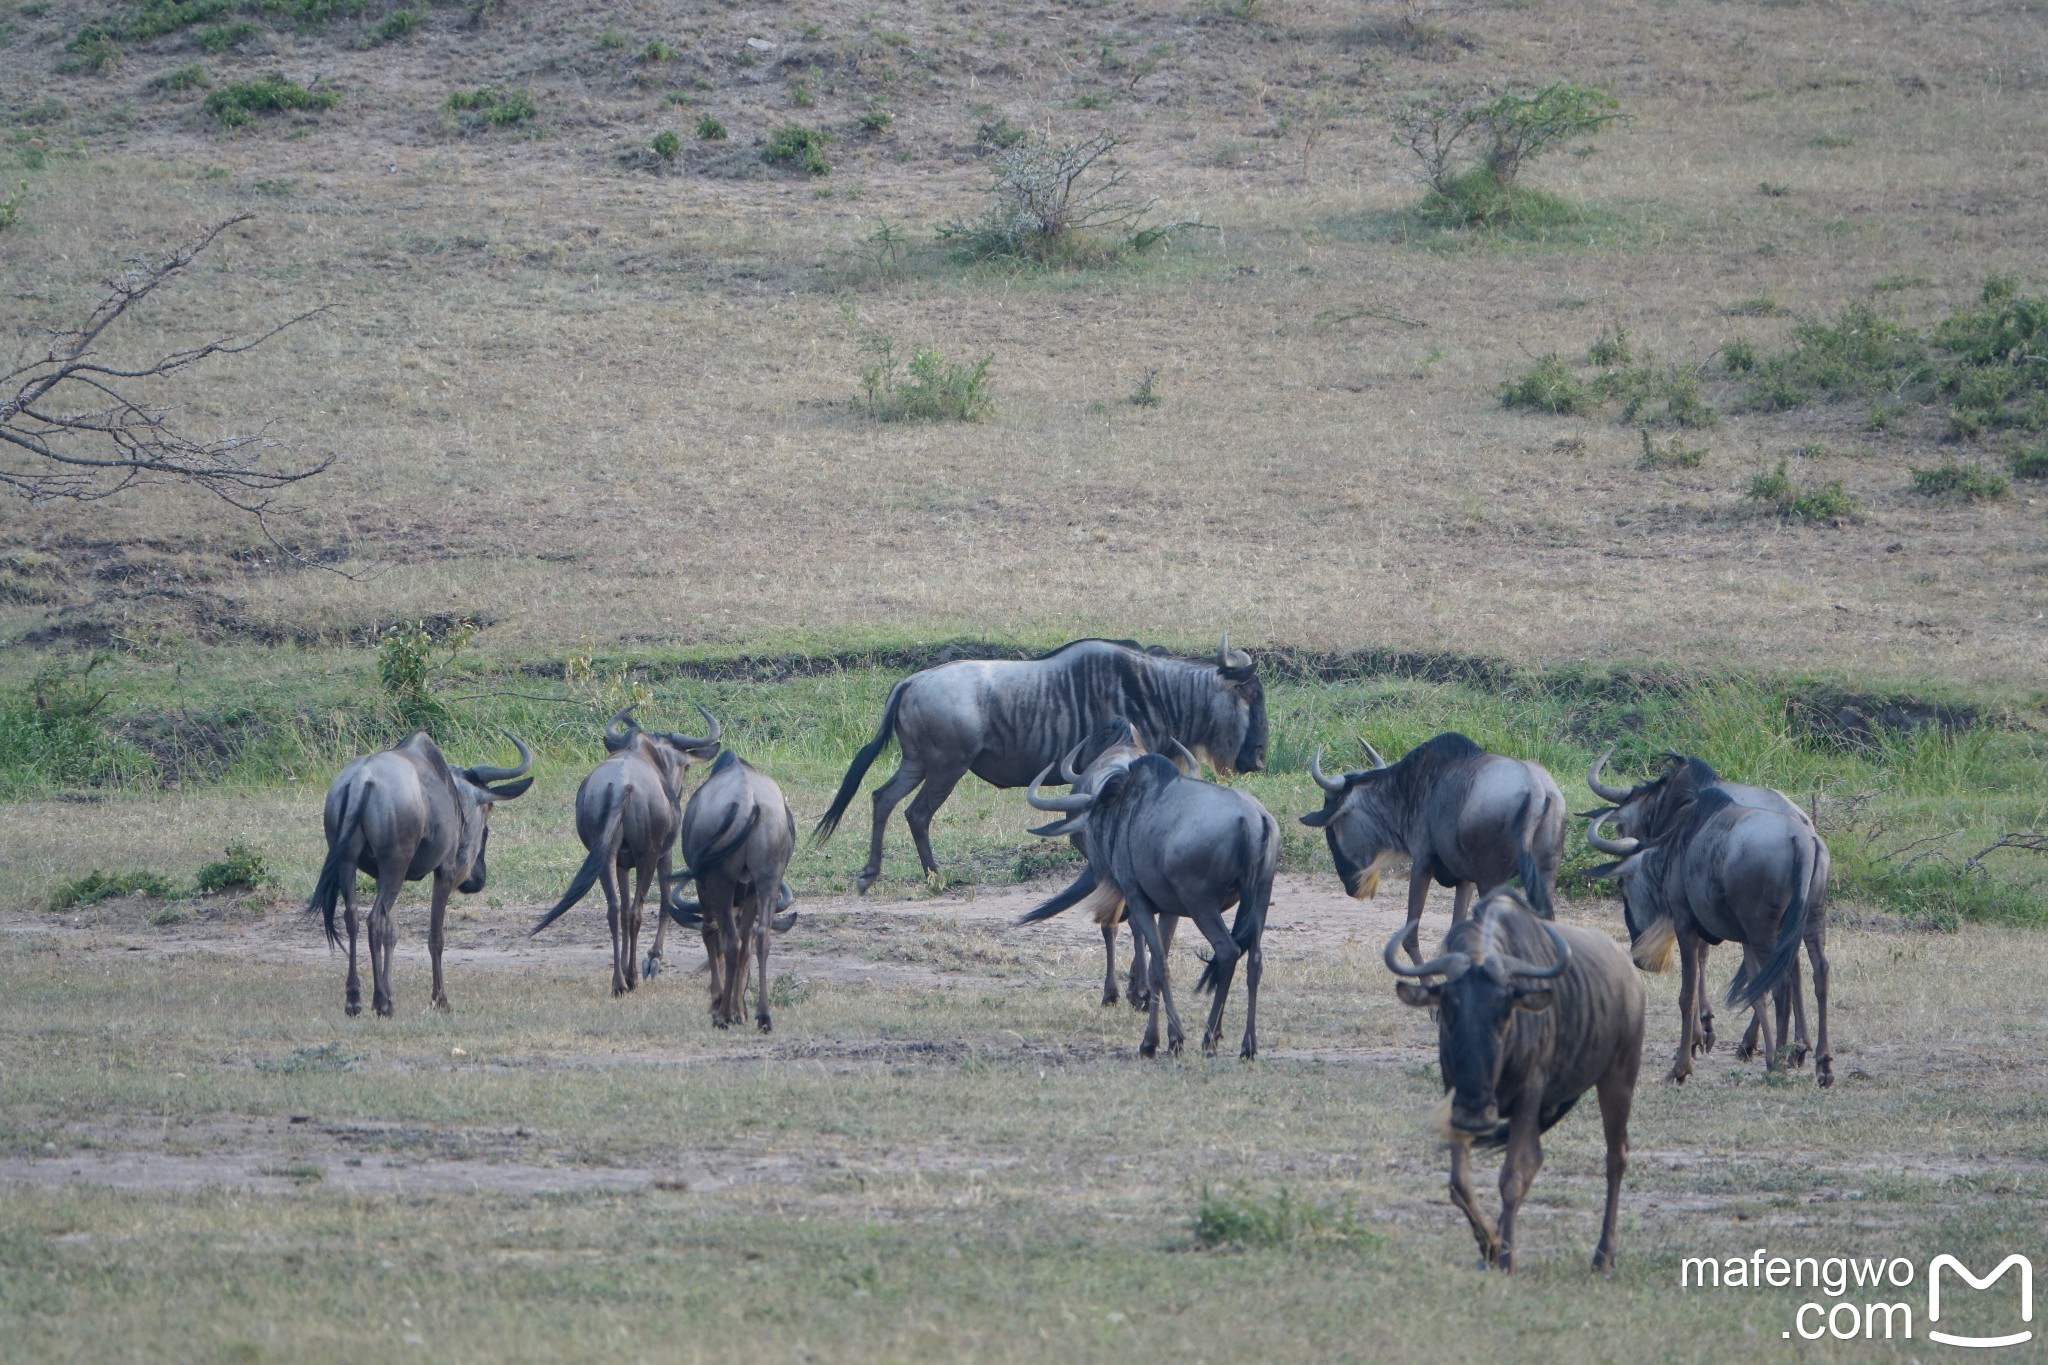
1138, 1039, 1158, 1059
757, 1017, 772, 1034
853, 872, 879, 895
432, 995, 451, 1012
712, 1015, 730, 1029
1787, 1044, 1809, 1068
345, 1000, 361, 1017
1816, 1056, 1834, 1088
1239, 1045, 1257, 1061
375, 1002, 394, 1018
1665, 1066, 1691, 1085
1592, 1249, 1616, 1273
1100, 990, 1119, 1007
642, 954, 661, 979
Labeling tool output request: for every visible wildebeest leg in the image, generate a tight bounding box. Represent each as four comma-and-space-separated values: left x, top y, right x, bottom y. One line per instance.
1808, 927, 1833, 1088
622, 861, 656, 993
1401, 864, 1431, 966
1591, 1053, 1637, 1273
1668, 934, 1699, 1083
1190, 911, 1239, 1057
699, 877, 739, 1026
342, 873, 363, 1017
1127, 917, 1151, 1012
698, 914, 723, 1015
856, 762, 924, 894
1746, 946, 1783, 1070
752, 881, 776, 1034
428, 869, 454, 1012
1446, 1139, 1499, 1268
1450, 881, 1475, 926
645, 849, 676, 980
602, 849, 628, 998
1777, 960, 1808, 1069
903, 766, 966, 886
1493, 1087, 1545, 1274
1099, 922, 1120, 1006
1154, 914, 1186, 1058
1695, 943, 1716, 1054
1125, 897, 1169, 1059
1239, 936, 1262, 1061
368, 861, 406, 1018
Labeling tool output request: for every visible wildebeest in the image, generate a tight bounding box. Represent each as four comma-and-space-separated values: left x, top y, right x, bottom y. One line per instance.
1386, 884, 1644, 1273
1302, 732, 1565, 963
814, 637, 1267, 893
1587, 788, 1831, 1086
661, 749, 798, 1032
1022, 749, 1278, 1058
526, 706, 722, 996
1017, 717, 1200, 1008
308, 730, 534, 1017
1586, 747, 1831, 1065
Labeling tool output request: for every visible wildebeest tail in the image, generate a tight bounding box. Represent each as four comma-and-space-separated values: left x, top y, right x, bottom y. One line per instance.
1017, 864, 1100, 924
812, 680, 907, 844
1513, 792, 1554, 919
1726, 830, 1815, 1009
530, 794, 625, 936
308, 782, 366, 948
1197, 816, 1271, 994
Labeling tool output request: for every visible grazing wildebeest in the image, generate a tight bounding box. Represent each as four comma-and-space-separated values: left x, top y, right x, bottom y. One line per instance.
308, 730, 534, 1017
662, 749, 797, 1032
1386, 883, 1644, 1273
814, 637, 1267, 893
1301, 732, 1565, 963
1022, 750, 1278, 1058
1586, 747, 1831, 1065
526, 706, 722, 996
1017, 717, 1199, 1008
1587, 788, 1831, 1086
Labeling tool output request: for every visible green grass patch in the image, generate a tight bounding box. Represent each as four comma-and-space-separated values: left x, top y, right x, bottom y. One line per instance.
1500, 353, 1597, 416
1910, 460, 2010, 502
1746, 460, 1859, 522
49, 868, 177, 909
763, 122, 831, 175
1191, 1184, 1376, 1251
204, 73, 338, 127
445, 86, 536, 129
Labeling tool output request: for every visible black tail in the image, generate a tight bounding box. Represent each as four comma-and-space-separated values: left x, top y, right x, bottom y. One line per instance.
530, 795, 625, 937
1017, 865, 1100, 924
1726, 831, 1815, 1009
1197, 818, 1272, 995
308, 782, 367, 948
812, 680, 907, 844
1513, 792, 1555, 920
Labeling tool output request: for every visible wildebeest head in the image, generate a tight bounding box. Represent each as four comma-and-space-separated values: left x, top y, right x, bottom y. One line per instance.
1385, 897, 1570, 1136
1024, 728, 1194, 839
1298, 739, 1404, 899
451, 730, 536, 893
1585, 788, 1740, 973
602, 704, 724, 767
1208, 635, 1267, 775
1586, 746, 1718, 842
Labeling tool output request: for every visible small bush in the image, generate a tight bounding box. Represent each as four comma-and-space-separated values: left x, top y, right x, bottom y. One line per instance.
857, 104, 893, 133
1500, 354, 1596, 416
1129, 369, 1161, 407
764, 122, 831, 174
1393, 81, 1624, 228
195, 21, 257, 51
445, 86, 536, 129
1726, 294, 1781, 317
651, 128, 680, 160
124, 0, 234, 41
0, 180, 25, 232
374, 7, 421, 41
51, 869, 177, 910
2011, 443, 2048, 479
695, 113, 727, 140
940, 130, 1165, 263
1748, 302, 1930, 410
596, 23, 625, 50
377, 617, 476, 731
974, 117, 1029, 152
857, 332, 993, 422
1586, 327, 1632, 369
1192, 1184, 1373, 1251
59, 26, 123, 74
1747, 460, 1858, 522
205, 74, 339, 127
1639, 430, 1706, 469
148, 61, 212, 92
1721, 336, 1757, 373
639, 39, 672, 62
1911, 460, 2010, 502
196, 841, 270, 894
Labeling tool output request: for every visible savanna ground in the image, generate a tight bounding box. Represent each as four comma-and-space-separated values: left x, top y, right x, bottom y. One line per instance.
4, 0, 2048, 1358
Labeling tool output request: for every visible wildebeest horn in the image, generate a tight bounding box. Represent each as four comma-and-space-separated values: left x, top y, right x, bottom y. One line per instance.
1057, 740, 1088, 785
1217, 632, 1253, 673
1587, 745, 1633, 803
468, 730, 533, 784
1026, 760, 1094, 812
603, 706, 638, 752
663, 702, 721, 751
1585, 811, 1640, 857
1357, 735, 1388, 770
1309, 746, 1348, 794
1382, 923, 1468, 979
1496, 916, 1573, 981
1166, 737, 1199, 776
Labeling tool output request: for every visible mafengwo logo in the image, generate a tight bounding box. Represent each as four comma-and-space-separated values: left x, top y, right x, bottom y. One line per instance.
1928, 1255, 2032, 1350
1679, 1249, 2033, 1346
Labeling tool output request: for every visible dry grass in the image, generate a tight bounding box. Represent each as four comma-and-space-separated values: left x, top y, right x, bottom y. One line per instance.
1, 1, 2044, 683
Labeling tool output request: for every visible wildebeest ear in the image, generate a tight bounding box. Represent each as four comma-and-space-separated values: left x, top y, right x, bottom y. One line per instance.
1393, 981, 1439, 1008
1029, 815, 1086, 838
1584, 859, 1624, 880
1512, 987, 1555, 1012
1299, 808, 1332, 828
486, 775, 534, 800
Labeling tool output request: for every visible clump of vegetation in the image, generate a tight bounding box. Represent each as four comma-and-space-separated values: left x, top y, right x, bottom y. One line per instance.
1747, 460, 1859, 522
974, 116, 1029, 152
1639, 430, 1706, 470
373, 7, 421, 42
50, 869, 177, 910
596, 22, 625, 50
763, 122, 831, 174
639, 39, 672, 62
60, 25, 124, 74
1749, 302, 1930, 411
1129, 369, 1161, 407
1392, 81, 1625, 228
1721, 336, 1757, 373
1191, 1183, 1374, 1251
856, 330, 993, 422
1726, 294, 1781, 318
124, 0, 236, 41
0, 180, 26, 232
857, 104, 893, 133
377, 618, 476, 731
445, 86, 536, 129
651, 128, 680, 160
695, 113, 727, 140
147, 61, 212, 92
195, 20, 257, 52
1910, 460, 2010, 502
940, 130, 1185, 265
2011, 442, 2048, 480
205, 73, 339, 127
1500, 354, 1596, 416
0, 657, 152, 797
196, 841, 270, 894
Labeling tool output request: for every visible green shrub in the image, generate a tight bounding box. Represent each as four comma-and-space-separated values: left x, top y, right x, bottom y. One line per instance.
196, 841, 270, 894
695, 113, 727, 140
651, 128, 680, 160
1749, 302, 1930, 410
974, 116, 1029, 151
256, 0, 364, 31
639, 39, 672, 62
2011, 443, 2048, 479
1393, 81, 1624, 228
1192, 1184, 1374, 1250
857, 332, 993, 422
377, 617, 475, 731
1500, 354, 1596, 416
1911, 460, 2010, 502
59, 25, 123, 74
857, 104, 893, 133
1721, 336, 1756, 373
596, 23, 625, 50
123, 0, 234, 40
205, 74, 340, 127
937, 130, 1184, 265
764, 122, 831, 174
50, 869, 176, 910
445, 86, 536, 128
1586, 327, 1631, 369
0, 180, 25, 232
374, 7, 421, 41
195, 20, 256, 51
1727, 294, 1781, 317
148, 61, 212, 91
1748, 460, 1858, 522
1639, 430, 1706, 469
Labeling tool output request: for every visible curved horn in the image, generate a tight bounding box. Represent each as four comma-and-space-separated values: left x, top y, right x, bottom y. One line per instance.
1585, 811, 1640, 858
1025, 760, 1095, 813
1381, 923, 1469, 979
1587, 744, 1633, 803
1357, 735, 1388, 770
1218, 632, 1230, 668
1500, 917, 1573, 981
1218, 631, 1252, 673
1058, 740, 1088, 785
1166, 738, 1199, 777
603, 706, 638, 752
1309, 746, 1347, 794
467, 730, 533, 784
663, 702, 721, 751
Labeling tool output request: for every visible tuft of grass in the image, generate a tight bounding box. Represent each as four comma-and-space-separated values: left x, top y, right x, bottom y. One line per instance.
147, 61, 212, 92
1721, 336, 1757, 374
1726, 294, 1782, 317
445, 86, 536, 129
50, 868, 177, 910
1500, 354, 1597, 416
195, 841, 269, 894
2010, 442, 2048, 480
0, 180, 26, 232
1910, 460, 2010, 502
856, 336, 993, 423
651, 129, 680, 161
639, 39, 672, 62
1192, 1184, 1375, 1251
194, 20, 256, 51
695, 113, 727, 140
1416, 168, 1579, 231
373, 7, 420, 42
857, 104, 893, 133
204, 74, 339, 127
763, 122, 830, 175
123, 0, 235, 41
1639, 430, 1706, 469
595, 23, 625, 50
1128, 369, 1161, 408
1747, 460, 1858, 522
59, 25, 123, 74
